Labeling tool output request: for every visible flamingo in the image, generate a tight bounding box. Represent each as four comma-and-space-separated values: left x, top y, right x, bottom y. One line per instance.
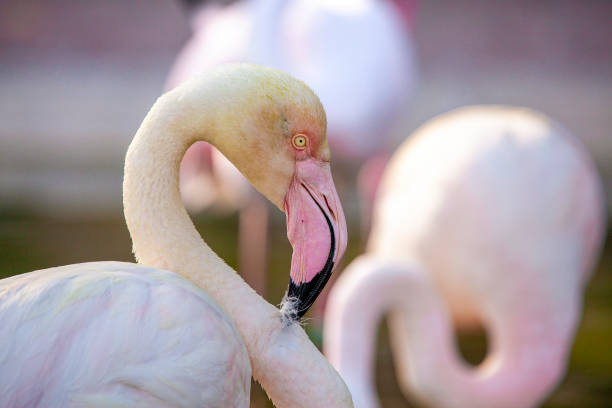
1, 64, 351, 407
167, 0, 417, 298
324, 106, 606, 408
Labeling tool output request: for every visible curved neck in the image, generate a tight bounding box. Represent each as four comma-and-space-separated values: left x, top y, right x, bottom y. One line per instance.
323, 256, 383, 408
123, 75, 351, 407
124, 83, 259, 320
324, 255, 573, 408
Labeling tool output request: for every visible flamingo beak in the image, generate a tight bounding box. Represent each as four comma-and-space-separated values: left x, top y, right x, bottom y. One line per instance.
281, 158, 347, 323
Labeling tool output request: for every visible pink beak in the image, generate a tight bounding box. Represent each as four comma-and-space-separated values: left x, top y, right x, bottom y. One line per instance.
281, 158, 347, 322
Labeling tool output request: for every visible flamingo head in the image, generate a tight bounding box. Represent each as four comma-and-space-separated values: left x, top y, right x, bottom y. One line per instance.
208, 65, 348, 323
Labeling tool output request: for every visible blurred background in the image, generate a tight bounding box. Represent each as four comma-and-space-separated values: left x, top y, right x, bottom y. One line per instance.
0, 0, 610, 406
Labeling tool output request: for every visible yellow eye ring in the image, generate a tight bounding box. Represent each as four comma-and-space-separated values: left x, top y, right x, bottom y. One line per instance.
292, 134, 308, 149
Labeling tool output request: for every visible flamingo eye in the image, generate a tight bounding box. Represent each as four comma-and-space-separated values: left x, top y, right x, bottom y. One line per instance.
292, 134, 308, 149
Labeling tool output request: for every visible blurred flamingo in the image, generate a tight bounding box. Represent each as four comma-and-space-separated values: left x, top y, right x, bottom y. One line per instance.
1, 65, 351, 407
167, 0, 417, 299
324, 106, 606, 408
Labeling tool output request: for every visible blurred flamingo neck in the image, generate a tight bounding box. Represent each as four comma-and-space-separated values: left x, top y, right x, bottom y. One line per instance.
323, 256, 387, 407
325, 256, 457, 408
325, 255, 570, 408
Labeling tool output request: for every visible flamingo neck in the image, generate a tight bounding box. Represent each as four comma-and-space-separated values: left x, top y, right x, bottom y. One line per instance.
325, 255, 572, 408
124, 77, 262, 319
123, 71, 351, 407
323, 256, 384, 408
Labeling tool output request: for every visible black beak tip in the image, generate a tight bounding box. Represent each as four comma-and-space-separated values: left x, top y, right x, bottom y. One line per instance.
280, 262, 335, 325
281, 184, 338, 325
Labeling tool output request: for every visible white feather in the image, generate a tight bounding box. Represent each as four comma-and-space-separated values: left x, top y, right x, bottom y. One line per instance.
0, 262, 251, 407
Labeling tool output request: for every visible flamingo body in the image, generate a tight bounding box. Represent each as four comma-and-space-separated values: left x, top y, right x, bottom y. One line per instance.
1, 262, 250, 407
325, 106, 605, 408
372, 106, 604, 327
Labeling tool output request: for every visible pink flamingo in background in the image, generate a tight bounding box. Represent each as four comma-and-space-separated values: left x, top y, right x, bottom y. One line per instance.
324, 106, 606, 407
167, 0, 417, 299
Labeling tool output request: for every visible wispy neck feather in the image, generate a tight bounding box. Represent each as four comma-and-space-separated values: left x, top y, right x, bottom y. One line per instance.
325, 255, 572, 408
123, 66, 352, 408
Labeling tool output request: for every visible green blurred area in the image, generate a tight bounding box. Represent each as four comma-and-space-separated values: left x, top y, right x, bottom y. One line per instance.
0, 209, 610, 407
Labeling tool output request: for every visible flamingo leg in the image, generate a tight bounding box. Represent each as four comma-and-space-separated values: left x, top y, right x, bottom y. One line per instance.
238, 194, 269, 298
